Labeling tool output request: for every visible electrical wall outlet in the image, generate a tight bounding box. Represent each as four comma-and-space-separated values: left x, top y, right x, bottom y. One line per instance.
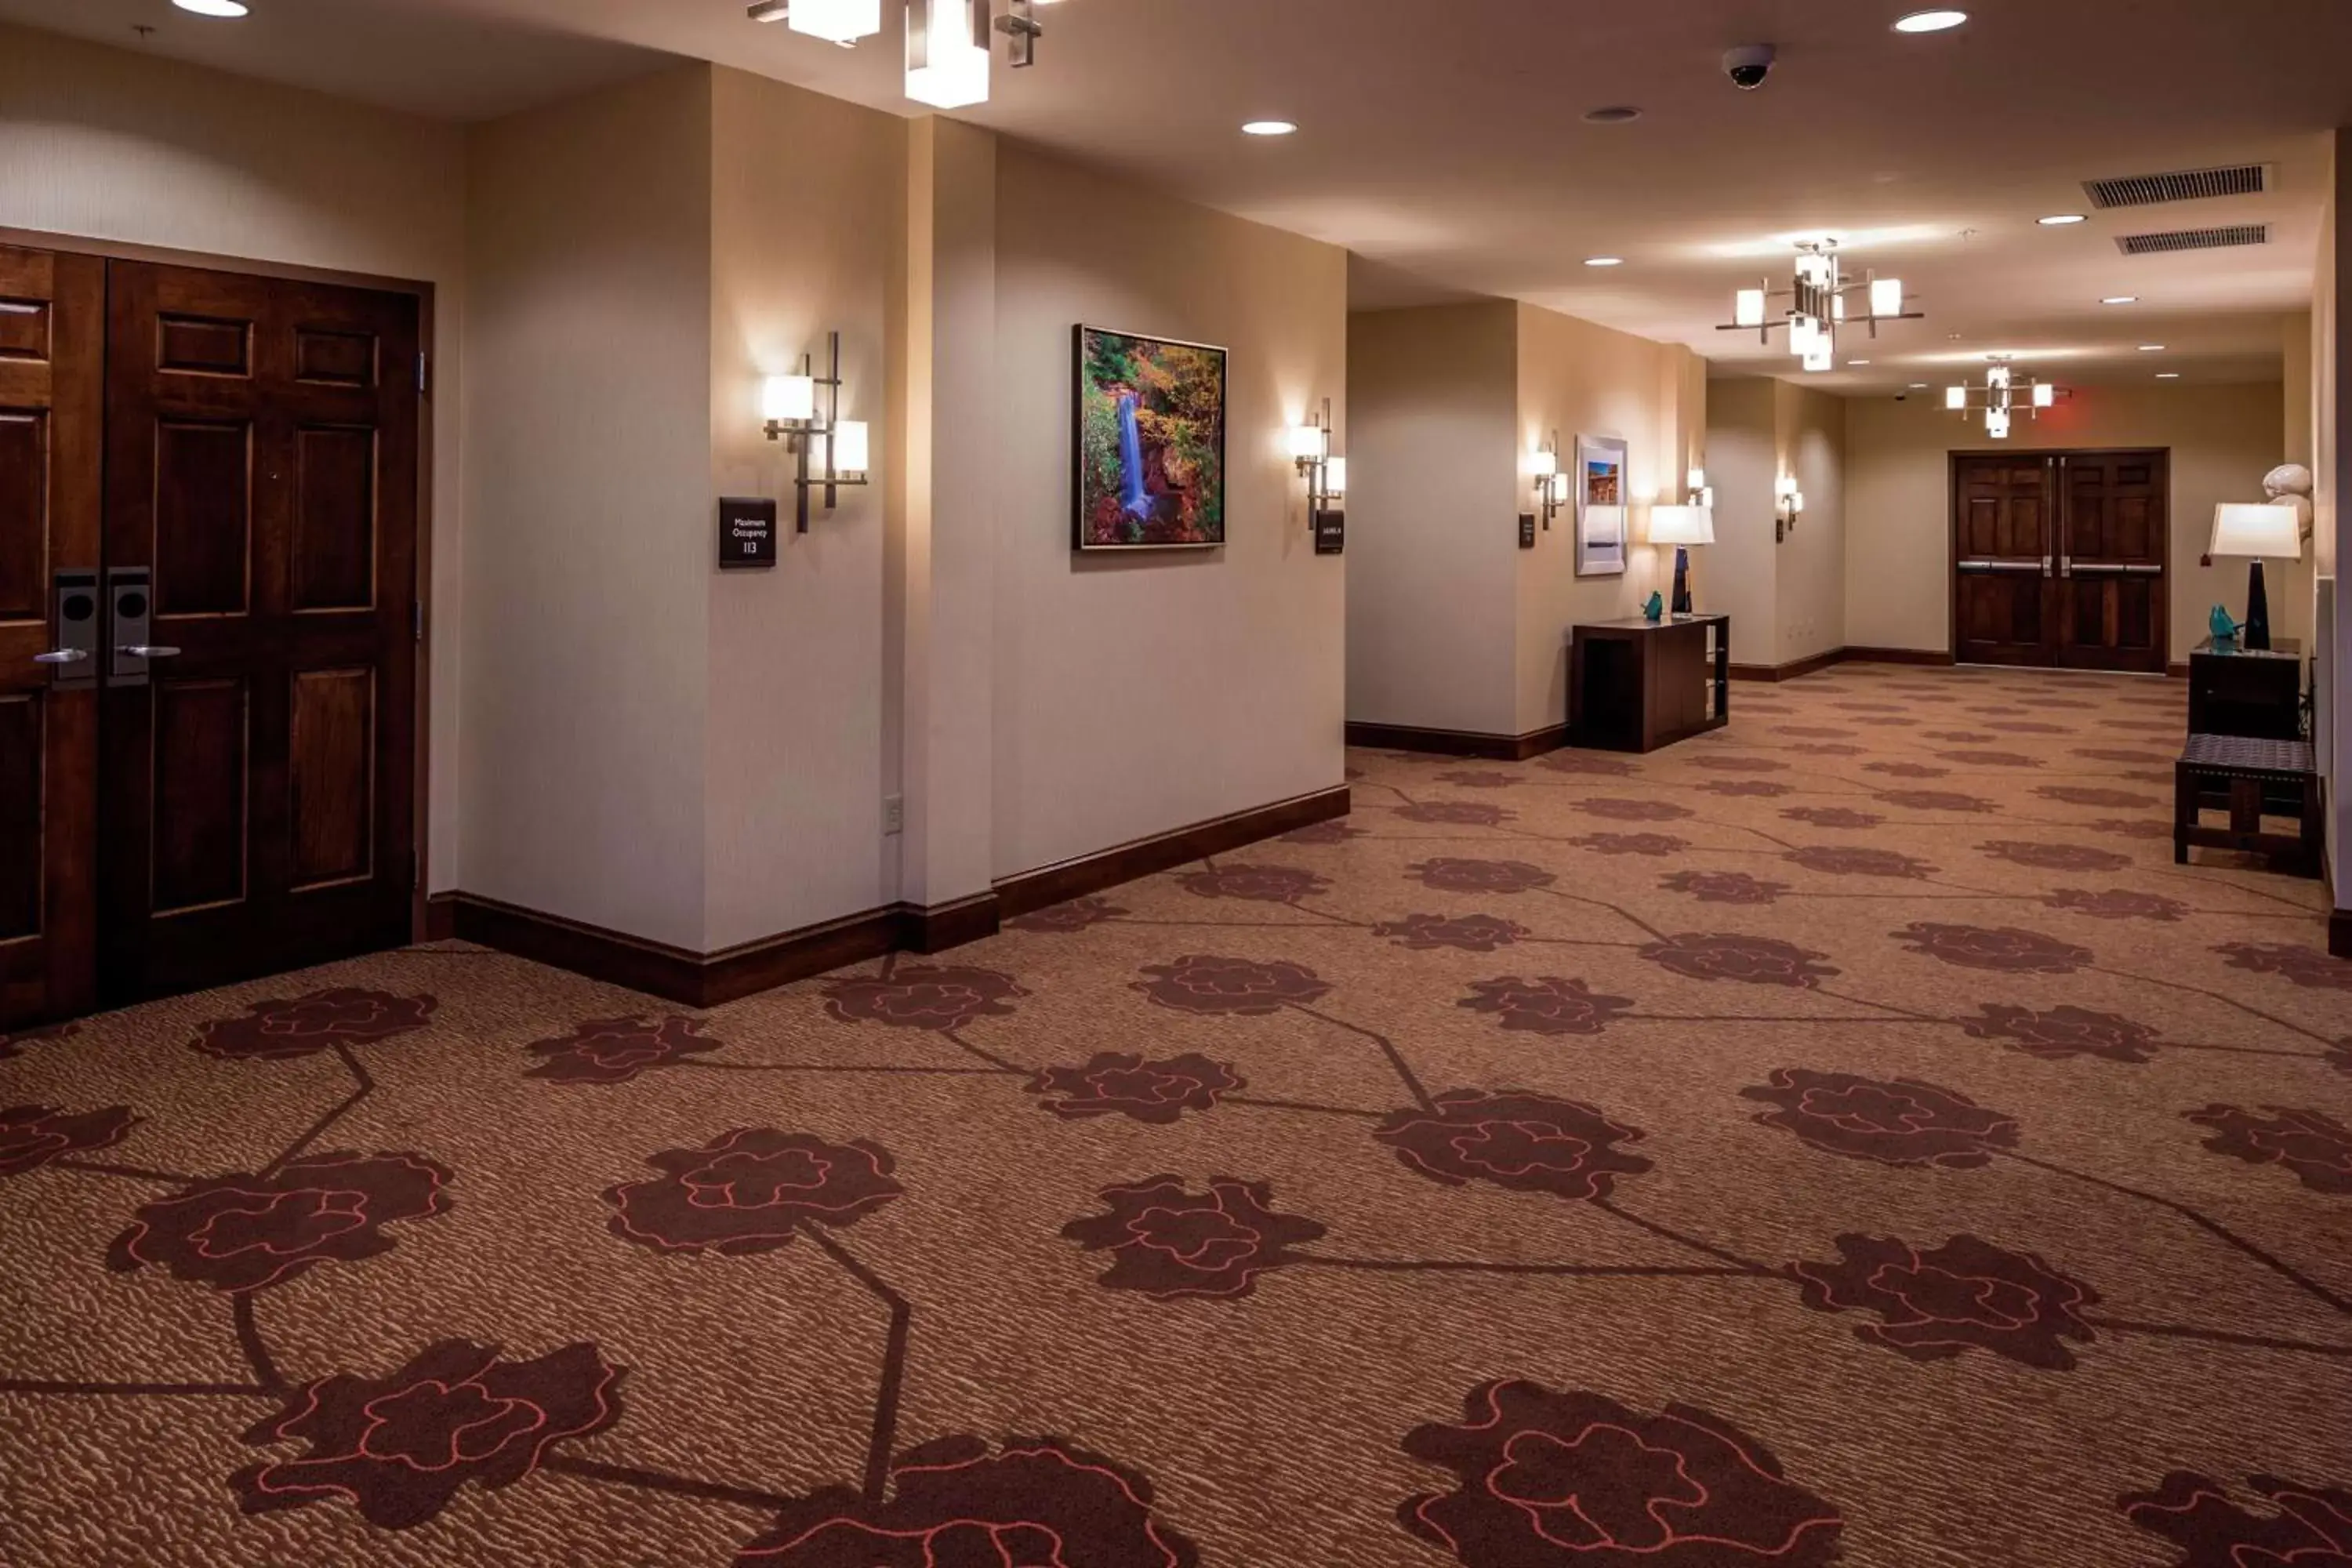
883, 794, 905, 836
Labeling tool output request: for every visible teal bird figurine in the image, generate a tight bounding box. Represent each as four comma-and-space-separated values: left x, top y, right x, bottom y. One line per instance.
2208, 604, 2240, 642
1642, 590, 1665, 622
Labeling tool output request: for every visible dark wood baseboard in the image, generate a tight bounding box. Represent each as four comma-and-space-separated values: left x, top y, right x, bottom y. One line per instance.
428, 785, 1350, 1006
2332, 907, 2352, 960
996, 785, 1352, 917
1344, 721, 1567, 760
2166, 662, 2190, 681
1843, 646, 1956, 666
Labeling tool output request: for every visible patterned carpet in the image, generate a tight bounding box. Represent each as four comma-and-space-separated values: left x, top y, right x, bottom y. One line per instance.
4, 662, 2350, 1567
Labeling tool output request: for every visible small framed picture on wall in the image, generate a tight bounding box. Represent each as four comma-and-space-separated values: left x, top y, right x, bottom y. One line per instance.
1575, 434, 1629, 578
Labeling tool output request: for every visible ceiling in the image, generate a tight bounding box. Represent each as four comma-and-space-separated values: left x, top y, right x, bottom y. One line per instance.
8, 0, 2348, 393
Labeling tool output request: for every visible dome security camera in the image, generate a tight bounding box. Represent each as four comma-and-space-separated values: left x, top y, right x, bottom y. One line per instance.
1724, 43, 1777, 89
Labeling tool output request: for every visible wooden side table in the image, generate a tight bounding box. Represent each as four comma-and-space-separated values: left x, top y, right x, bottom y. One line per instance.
1568, 615, 1730, 753
2174, 734, 2323, 877
2187, 636, 2303, 740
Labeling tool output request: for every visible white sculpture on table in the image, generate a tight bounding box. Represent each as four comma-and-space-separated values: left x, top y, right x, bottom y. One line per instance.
2263, 463, 2314, 546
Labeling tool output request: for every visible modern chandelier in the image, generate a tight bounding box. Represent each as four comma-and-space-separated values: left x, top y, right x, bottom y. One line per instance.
1944, 355, 2058, 439
1716, 240, 1920, 372
749, 0, 1045, 108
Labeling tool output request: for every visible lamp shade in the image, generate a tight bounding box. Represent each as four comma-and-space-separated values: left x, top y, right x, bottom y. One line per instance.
2209, 503, 2303, 560
833, 419, 870, 475
1287, 423, 1328, 461
1324, 456, 1347, 495
1649, 504, 1715, 546
763, 374, 815, 423
1529, 448, 1559, 479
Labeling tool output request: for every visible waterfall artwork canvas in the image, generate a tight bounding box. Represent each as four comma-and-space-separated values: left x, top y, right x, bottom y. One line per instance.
1073, 324, 1228, 550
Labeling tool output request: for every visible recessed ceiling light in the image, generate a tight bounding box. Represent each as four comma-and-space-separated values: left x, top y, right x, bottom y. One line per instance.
173, 0, 249, 13
1849, 359, 1872, 366
2156, 372, 2181, 379
1893, 9, 1969, 32
1584, 256, 1624, 267
2137, 343, 2167, 351
1240, 120, 1298, 137
2101, 295, 2139, 305
1583, 106, 1643, 125
2038, 213, 2088, 226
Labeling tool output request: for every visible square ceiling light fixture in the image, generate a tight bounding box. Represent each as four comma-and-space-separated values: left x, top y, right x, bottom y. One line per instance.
907, 0, 991, 107
749, 0, 882, 42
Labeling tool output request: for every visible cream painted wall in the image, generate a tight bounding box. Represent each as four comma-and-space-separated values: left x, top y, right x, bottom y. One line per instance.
1513, 303, 1692, 735
1777, 381, 1847, 662
1345, 303, 1521, 735
704, 67, 902, 949
992, 141, 1348, 880
1845, 382, 2291, 662
462, 66, 714, 949
0, 21, 469, 889
1704, 379, 1779, 665
2323, 132, 2344, 908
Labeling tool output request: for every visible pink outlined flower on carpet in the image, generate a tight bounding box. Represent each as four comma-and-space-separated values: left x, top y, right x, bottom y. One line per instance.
1865, 761, 1951, 779
1457, 977, 1635, 1037
1744, 1069, 2020, 1168
732, 1436, 1200, 1566
1375, 913, 1531, 953
1937, 750, 2044, 768
232, 1339, 621, 1530
1537, 751, 1637, 777
0, 1104, 138, 1178
2038, 786, 2160, 809
2183, 1105, 2352, 1195
2215, 943, 2352, 991
1977, 840, 2132, 873
1924, 731, 1998, 744
107, 1151, 451, 1294
1962, 1004, 2161, 1063
1025, 1053, 1242, 1125
824, 966, 1029, 1030
1698, 779, 1795, 799
1010, 895, 1130, 932
1567, 833, 1690, 858
2120, 1472, 2352, 1568
1641, 934, 1838, 989
1987, 721, 2068, 735
1395, 800, 1515, 828
1783, 806, 1884, 830
2090, 817, 2170, 840
194, 989, 436, 1062
1691, 754, 1788, 774
2042, 888, 2186, 923
1439, 770, 1521, 790
1134, 956, 1330, 1015
1399, 1381, 1844, 1568
604, 1128, 903, 1255
524, 1016, 723, 1084
1061, 1175, 1325, 1300
1835, 702, 1903, 713
1278, 818, 1370, 847
1175, 863, 1330, 903
1790, 1232, 2099, 1370
1575, 797, 1694, 822
1374, 1090, 1651, 1201
1775, 726, 1857, 740
0, 1021, 74, 1062
1878, 789, 1997, 814
1406, 858, 1557, 894
1788, 742, 1866, 757
1661, 870, 1791, 906
1893, 923, 2092, 974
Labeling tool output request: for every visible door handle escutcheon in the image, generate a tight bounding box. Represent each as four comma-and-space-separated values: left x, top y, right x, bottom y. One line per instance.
117, 644, 180, 659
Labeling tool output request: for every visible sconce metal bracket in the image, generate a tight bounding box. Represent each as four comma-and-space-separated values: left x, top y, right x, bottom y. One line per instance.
763, 329, 869, 533
994, 0, 1042, 66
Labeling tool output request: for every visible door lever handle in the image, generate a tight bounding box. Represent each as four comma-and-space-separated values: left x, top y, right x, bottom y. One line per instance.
117, 644, 180, 659
34, 648, 90, 665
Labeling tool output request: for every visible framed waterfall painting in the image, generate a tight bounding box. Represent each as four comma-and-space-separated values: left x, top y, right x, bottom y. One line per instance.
1073, 324, 1228, 550
1575, 432, 1629, 577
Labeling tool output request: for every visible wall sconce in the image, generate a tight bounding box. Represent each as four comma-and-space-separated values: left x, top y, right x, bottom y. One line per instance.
1290, 399, 1345, 521
1532, 430, 1567, 528
763, 330, 870, 534
1773, 474, 1806, 540
1686, 465, 1716, 512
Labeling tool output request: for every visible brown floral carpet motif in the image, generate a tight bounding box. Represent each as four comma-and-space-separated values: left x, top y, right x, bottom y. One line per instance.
3, 664, 2350, 1566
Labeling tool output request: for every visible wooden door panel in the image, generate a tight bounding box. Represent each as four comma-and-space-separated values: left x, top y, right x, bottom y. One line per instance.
292, 425, 376, 611
1952, 454, 2056, 666
150, 677, 251, 914
154, 419, 254, 616
290, 666, 374, 887
2056, 450, 2168, 673
0, 245, 100, 1026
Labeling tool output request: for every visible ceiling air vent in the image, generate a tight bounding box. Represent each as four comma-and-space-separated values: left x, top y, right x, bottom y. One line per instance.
2084, 163, 2269, 209
2116, 223, 2270, 256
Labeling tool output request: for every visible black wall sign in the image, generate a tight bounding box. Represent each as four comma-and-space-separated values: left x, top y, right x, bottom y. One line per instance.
1313, 508, 1345, 555
1519, 513, 1537, 549
719, 496, 779, 569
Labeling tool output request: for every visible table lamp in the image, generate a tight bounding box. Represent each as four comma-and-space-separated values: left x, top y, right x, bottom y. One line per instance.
1649, 504, 1715, 615
2209, 503, 2301, 651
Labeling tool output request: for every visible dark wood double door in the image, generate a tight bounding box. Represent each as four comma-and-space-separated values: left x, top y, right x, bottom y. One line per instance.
2, 244, 419, 1027
1952, 449, 2169, 673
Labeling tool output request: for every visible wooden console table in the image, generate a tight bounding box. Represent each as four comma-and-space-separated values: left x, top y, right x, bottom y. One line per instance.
2187, 636, 2303, 741
1569, 614, 1730, 753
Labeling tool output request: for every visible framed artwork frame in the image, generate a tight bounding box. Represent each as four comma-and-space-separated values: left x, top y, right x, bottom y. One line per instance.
1575, 433, 1629, 578
1072, 324, 1229, 550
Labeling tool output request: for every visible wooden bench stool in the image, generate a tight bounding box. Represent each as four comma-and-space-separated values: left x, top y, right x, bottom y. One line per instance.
2174, 734, 2324, 877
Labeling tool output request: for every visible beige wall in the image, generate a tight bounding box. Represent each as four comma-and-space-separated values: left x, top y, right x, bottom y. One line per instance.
1846, 381, 2291, 661
1703, 379, 1779, 663
1346, 303, 1521, 735
993, 143, 1348, 879
1514, 303, 1696, 733
0, 21, 469, 889
462, 67, 715, 948
1777, 381, 1847, 662
2323, 132, 2344, 907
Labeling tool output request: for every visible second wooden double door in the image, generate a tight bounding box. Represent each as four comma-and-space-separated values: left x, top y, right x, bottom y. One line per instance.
1952, 449, 2169, 673
1, 244, 420, 1028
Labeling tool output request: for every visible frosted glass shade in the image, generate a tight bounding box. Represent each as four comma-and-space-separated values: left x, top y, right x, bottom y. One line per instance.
763, 374, 815, 422
1734, 289, 1767, 328
1985, 408, 2011, 439
1650, 504, 1715, 546
1530, 448, 1559, 479
1944, 386, 1967, 411
833, 420, 869, 474
2209, 503, 2303, 559
1324, 456, 1348, 495
1288, 423, 1328, 461
906, 0, 989, 107
2033, 381, 2056, 408
1869, 277, 1904, 318
789, 0, 881, 42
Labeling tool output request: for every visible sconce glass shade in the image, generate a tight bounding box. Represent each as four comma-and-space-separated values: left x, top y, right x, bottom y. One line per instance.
763, 374, 816, 423
1802, 334, 1834, 372
1686, 466, 1707, 493
1649, 504, 1715, 546
1324, 456, 1348, 495
1734, 289, 1767, 328
1288, 423, 1329, 461
1788, 314, 1818, 358
1530, 448, 1559, 479
1944, 386, 1967, 411
1831, 292, 1847, 322
789, 0, 882, 42
906, 0, 989, 107
1869, 277, 1904, 318
1985, 408, 2011, 439
833, 419, 870, 475
1791, 491, 1806, 514
2209, 503, 2303, 560
2033, 381, 2056, 408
